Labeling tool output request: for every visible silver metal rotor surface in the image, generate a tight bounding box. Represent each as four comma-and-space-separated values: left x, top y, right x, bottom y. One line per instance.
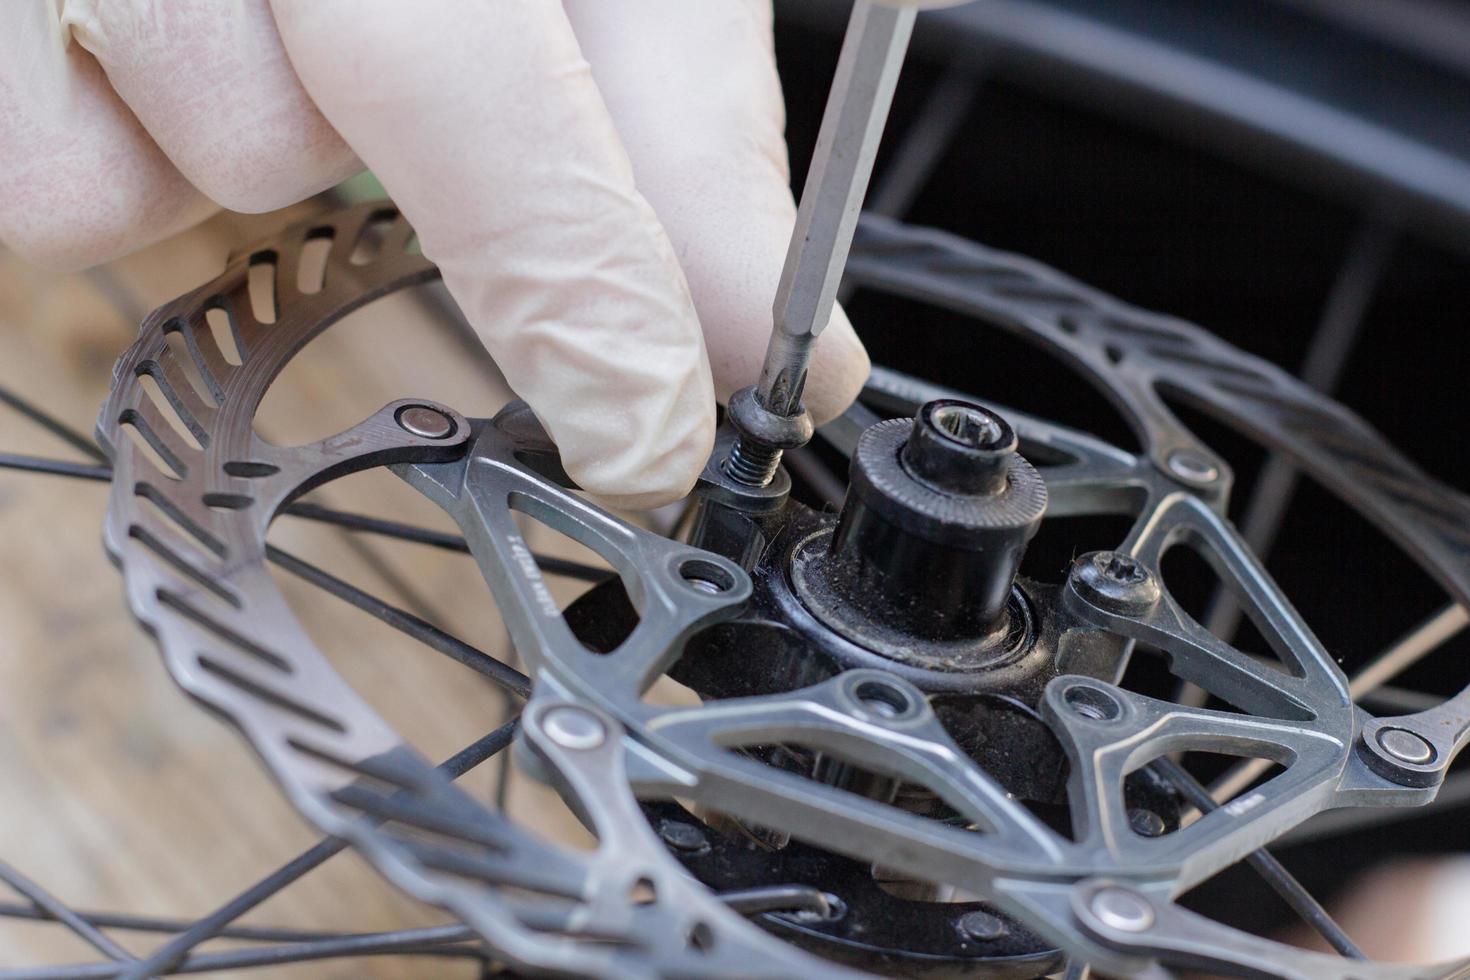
99, 202, 1470, 979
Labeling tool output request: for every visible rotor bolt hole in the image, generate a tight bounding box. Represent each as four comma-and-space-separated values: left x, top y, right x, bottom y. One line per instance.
1064, 685, 1122, 722
853, 679, 916, 720
628, 877, 658, 906
687, 921, 715, 953
678, 558, 737, 595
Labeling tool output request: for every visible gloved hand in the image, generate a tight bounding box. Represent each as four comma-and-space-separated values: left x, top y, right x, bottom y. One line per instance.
0, 0, 871, 509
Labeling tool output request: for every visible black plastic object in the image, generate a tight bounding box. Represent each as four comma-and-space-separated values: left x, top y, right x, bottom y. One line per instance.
819, 400, 1047, 641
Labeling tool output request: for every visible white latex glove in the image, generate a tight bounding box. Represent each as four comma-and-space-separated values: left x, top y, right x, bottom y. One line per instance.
0, 0, 871, 509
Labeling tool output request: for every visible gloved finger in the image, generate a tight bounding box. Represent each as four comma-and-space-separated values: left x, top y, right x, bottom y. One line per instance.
0, 3, 215, 270
61, 0, 360, 214
563, 0, 871, 426
269, 0, 715, 511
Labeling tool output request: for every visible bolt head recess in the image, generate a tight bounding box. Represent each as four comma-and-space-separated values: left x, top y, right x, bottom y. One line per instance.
658, 821, 709, 853
1069, 551, 1162, 615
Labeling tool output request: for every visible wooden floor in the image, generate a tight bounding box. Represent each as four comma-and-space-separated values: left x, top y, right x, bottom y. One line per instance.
0, 205, 591, 977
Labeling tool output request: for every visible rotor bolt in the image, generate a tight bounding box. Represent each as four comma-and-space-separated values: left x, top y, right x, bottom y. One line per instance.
1088, 886, 1155, 933
541, 705, 607, 750
1128, 808, 1167, 838
724, 436, 783, 487
1069, 551, 1161, 615
1166, 448, 1219, 485
1377, 728, 1434, 765
396, 405, 455, 440
722, 386, 815, 488
658, 821, 709, 853
956, 909, 1007, 943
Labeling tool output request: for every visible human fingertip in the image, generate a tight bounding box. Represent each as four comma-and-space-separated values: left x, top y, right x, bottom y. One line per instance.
803, 307, 871, 426
562, 411, 715, 512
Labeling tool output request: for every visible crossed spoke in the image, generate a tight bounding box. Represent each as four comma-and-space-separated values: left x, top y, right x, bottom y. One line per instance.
0, 386, 825, 975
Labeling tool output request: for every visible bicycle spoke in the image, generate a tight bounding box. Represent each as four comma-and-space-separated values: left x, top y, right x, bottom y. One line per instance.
111, 719, 517, 979
1, 924, 484, 979
1278, 770, 1470, 848
0, 861, 136, 963
329, 521, 451, 623
1355, 684, 1441, 714
0, 454, 111, 482
266, 545, 532, 698
0, 901, 390, 944
1211, 603, 1468, 802
0, 455, 613, 586
0, 384, 108, 463
1150, 758, 1365, 959
1348, 603, 1468, 698
867, 66, 978, 220
281, 502, 611, 583
1200, 221, 1397, 647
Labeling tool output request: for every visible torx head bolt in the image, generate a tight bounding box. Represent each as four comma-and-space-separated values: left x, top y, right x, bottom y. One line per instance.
396, 405, 454, 440
723, 386, 815, 487
1377, 728, 1435, 765
658, 821, 709, 853
1088, 886, 1155, 933
1070, 551, 1161, 615
1128, 808, 1167, 838
1166, 448, 1219, 485
956, 909, 1007, 942
541, 705, 606, 750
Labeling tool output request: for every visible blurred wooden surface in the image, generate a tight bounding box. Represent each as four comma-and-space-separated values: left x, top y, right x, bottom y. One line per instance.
0, 205, 590, 977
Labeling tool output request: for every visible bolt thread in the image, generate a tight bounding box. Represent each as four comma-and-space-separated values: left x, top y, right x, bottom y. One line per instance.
724, 437, 782, 487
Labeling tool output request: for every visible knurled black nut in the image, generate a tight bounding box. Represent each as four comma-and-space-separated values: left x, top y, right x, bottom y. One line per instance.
845, 417, 1047, 548
902, 400, 1017, 496
822, 399, 1048, 636
726, 385, 815, 450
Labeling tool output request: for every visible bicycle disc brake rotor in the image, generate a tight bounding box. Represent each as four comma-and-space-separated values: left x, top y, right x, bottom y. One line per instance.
98, 203, 1470, 979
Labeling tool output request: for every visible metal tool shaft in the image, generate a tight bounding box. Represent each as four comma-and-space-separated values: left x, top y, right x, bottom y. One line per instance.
758, 0, 917, 417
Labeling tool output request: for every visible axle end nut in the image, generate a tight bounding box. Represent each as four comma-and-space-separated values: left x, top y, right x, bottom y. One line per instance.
822, 399, 1047, 637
